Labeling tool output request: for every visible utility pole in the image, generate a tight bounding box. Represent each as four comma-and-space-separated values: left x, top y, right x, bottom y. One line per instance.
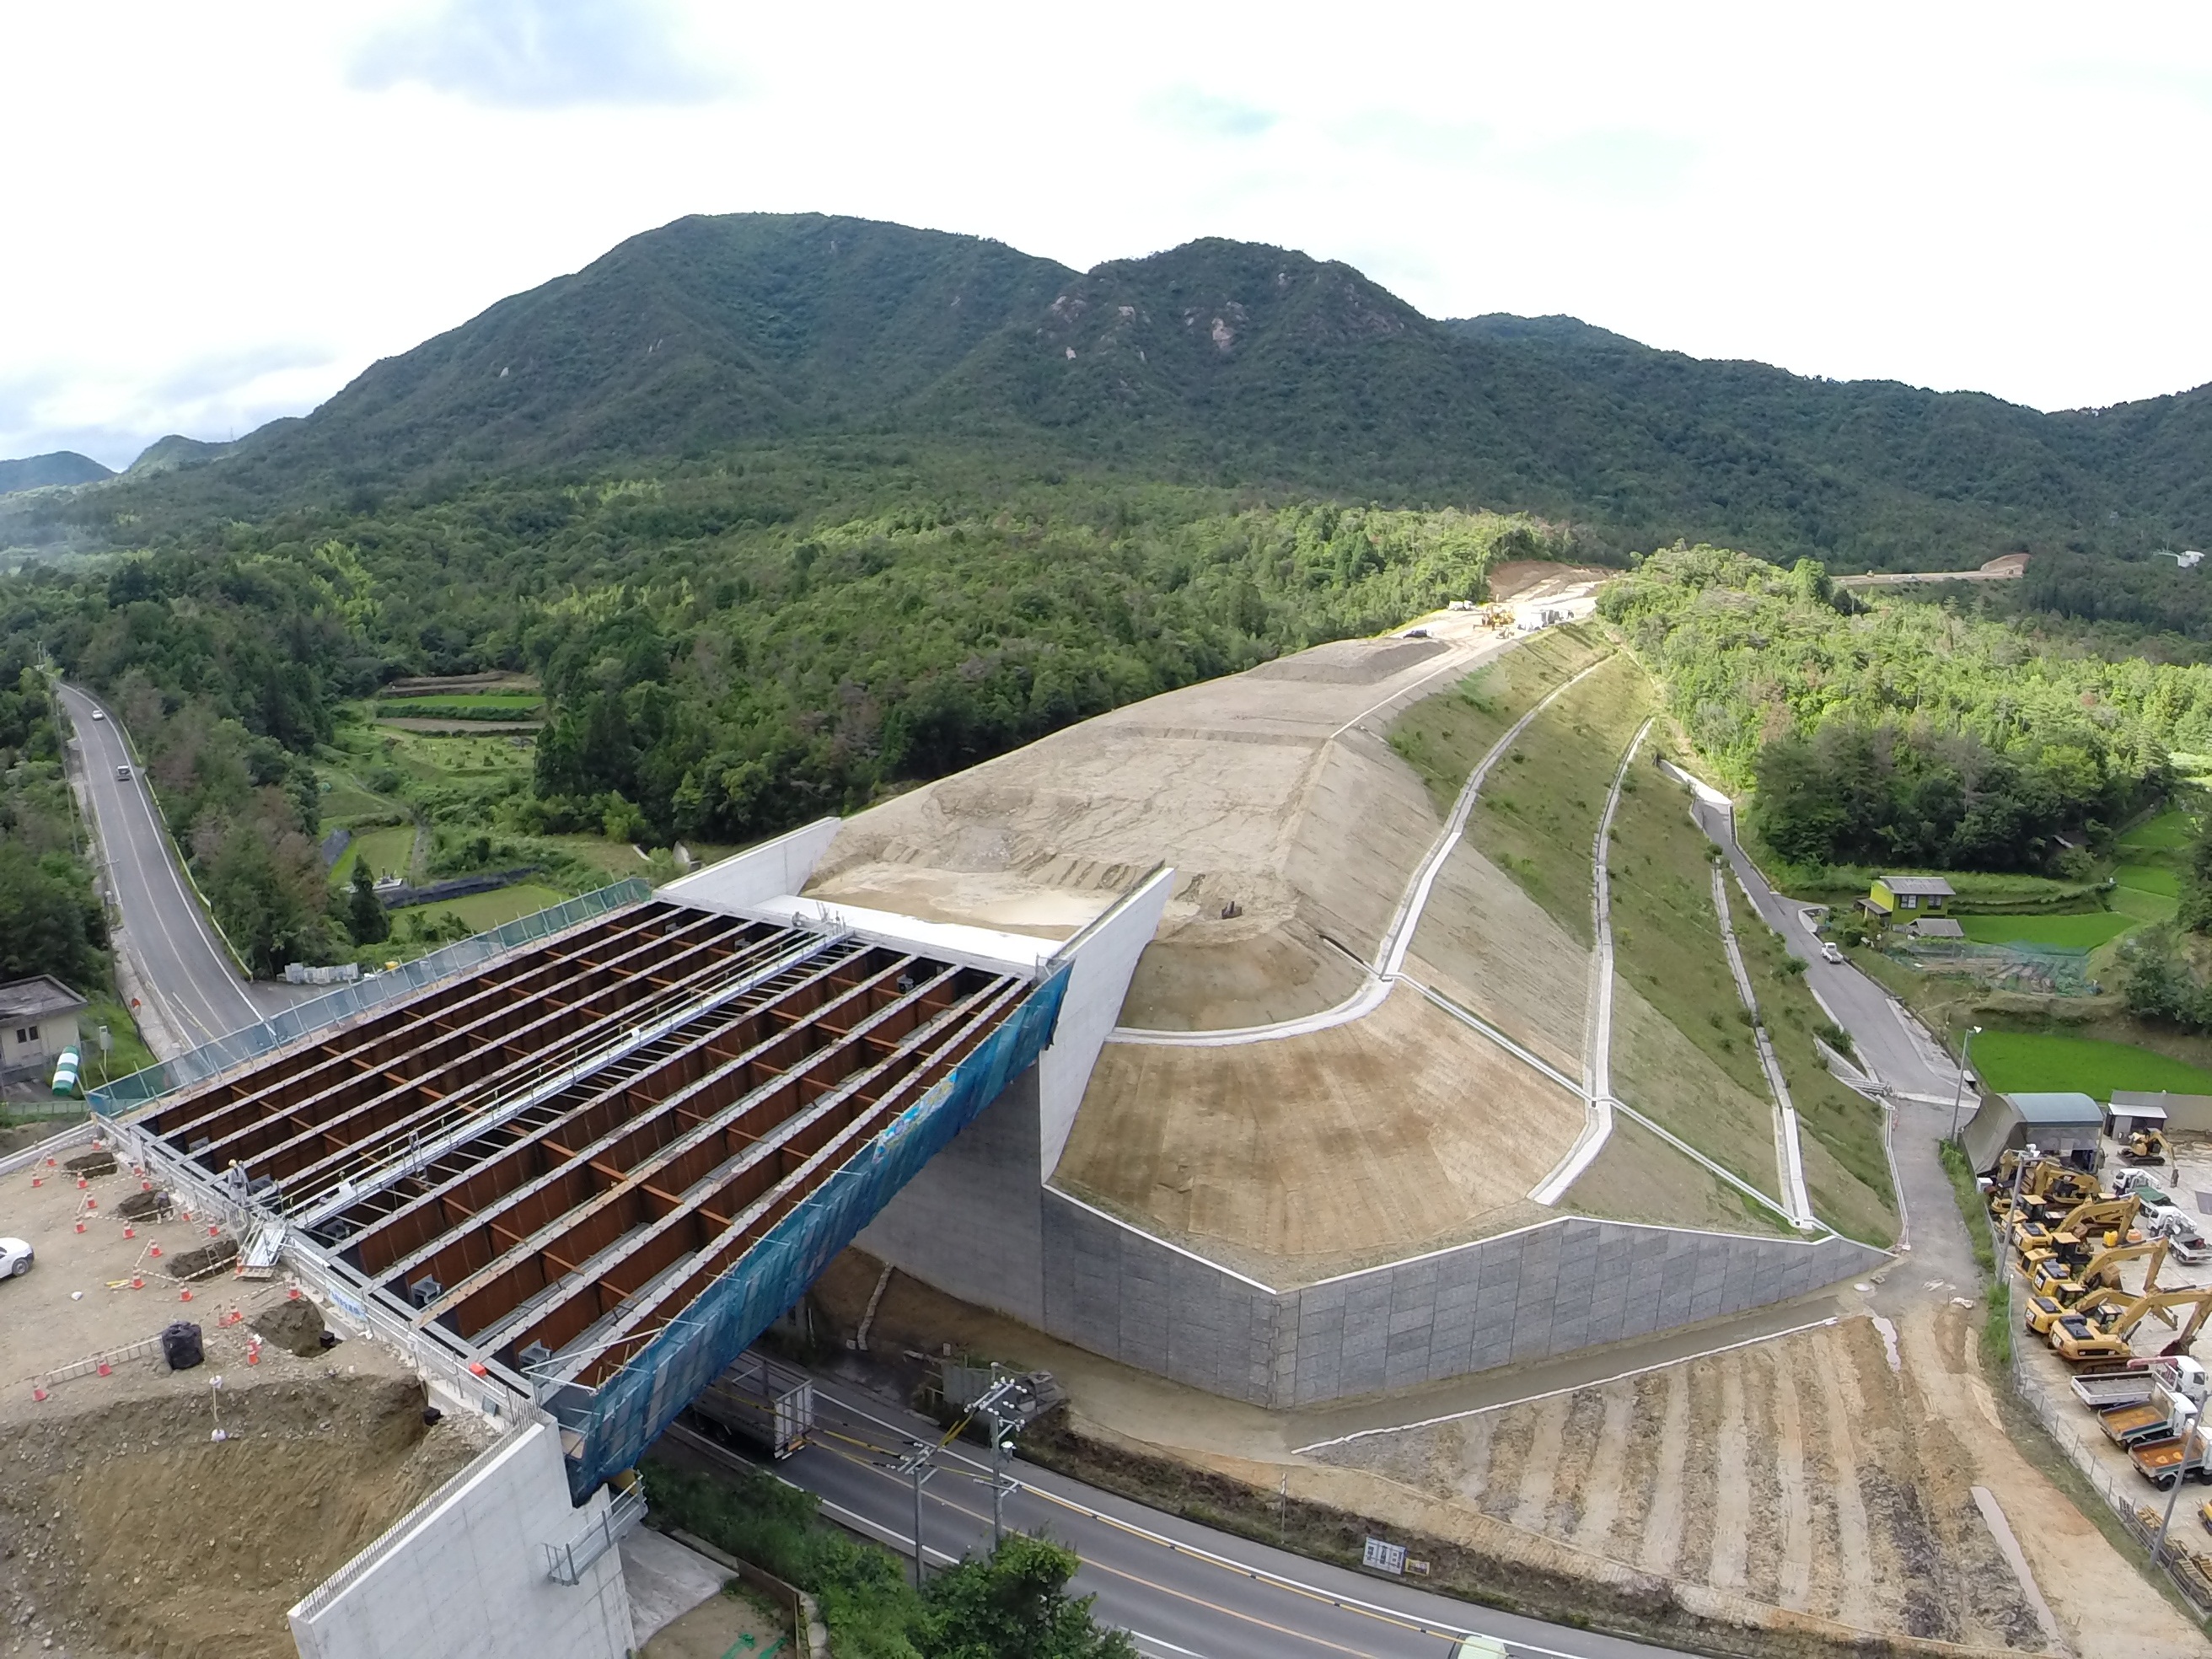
1947, 1025, 1983, 1143
2156, 1398, 2201, 1565
971, 1369, 1031, 1549
894, 1442, 936, 1587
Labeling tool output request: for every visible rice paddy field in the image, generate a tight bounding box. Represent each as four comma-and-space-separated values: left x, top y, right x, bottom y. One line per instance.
1969, 1030, 2212, 1099
1953, 912, 2135, 948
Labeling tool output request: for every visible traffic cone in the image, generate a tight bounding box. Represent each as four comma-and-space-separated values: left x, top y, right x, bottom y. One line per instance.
31, 1385, 47, 1403
76, 1178, 87, 1190
74, 1220, 85, 1234
30, 1175, 40, 1188
96, 1361, 111, 1377
247, 1341, 261, 1366
207, 1224, 218, 1238
131, 1277, 143, 1290
180, 1289, 193, 1302
85, 1198, 95, 1211
149, 1244, 162, 1259
123, 1226, 134, 1239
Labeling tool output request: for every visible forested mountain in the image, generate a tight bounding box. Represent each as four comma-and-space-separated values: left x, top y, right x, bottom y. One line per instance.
0, 451, 112, 496
13, 212, 2212, 569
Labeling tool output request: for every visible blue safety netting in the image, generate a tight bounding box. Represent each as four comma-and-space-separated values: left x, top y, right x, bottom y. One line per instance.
557, 963, 1070, 1501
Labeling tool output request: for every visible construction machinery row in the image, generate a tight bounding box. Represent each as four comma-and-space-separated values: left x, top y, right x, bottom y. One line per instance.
1991, 1155, 2212, 1495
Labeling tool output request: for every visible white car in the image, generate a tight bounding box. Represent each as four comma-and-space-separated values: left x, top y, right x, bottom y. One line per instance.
0, 1238, 32, 1278
90, 709, 104, 721
1821, 942, 1845, 964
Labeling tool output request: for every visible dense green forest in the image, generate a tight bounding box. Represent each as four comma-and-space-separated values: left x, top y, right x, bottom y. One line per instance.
0, 455, 1560, 960
1601, 545, 2212, 871
12, 213, 2212, 572
0, 637, 109, 991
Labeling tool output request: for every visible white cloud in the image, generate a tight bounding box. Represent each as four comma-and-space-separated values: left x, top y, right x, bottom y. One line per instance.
3, 1, 2211, 469
349, 0, 735, 108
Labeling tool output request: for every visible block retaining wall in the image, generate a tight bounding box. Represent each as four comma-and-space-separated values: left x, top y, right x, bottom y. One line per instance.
1036, 1191, 1887, 1409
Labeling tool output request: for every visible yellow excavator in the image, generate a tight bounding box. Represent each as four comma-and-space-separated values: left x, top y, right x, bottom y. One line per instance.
1989, 1155, 2099, 1223
2049, 1286, 2212, 1365
2025, 1238, 2170, 1337
2122, 1126, 2172, 1166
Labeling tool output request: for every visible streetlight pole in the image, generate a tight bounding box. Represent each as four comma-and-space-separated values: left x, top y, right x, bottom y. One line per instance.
1947, 1025, 1984, 1143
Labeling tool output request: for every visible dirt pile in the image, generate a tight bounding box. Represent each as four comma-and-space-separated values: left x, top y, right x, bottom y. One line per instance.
249, 1292, 328, 1358
0, 1371, 486, 1659
165, 1235, 239, 1280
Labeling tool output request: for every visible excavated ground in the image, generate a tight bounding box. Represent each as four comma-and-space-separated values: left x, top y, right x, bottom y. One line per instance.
0, 1372, 487, 1659
0, 1135, 492, 1659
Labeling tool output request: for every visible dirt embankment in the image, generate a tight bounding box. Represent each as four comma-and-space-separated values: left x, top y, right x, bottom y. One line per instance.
0, 1372, 486, 1659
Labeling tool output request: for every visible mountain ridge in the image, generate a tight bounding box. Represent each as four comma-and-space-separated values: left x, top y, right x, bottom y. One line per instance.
20, 212, 2212, 567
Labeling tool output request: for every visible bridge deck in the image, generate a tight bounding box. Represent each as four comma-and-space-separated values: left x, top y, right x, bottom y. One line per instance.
137, 899, 1039, 1391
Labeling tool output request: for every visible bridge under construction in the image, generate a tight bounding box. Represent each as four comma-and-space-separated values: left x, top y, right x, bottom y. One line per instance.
116, 890, 1074, 1495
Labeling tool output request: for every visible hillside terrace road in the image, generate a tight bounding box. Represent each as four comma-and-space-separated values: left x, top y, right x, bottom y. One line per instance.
1689, 793, 1960, 1103
57, 682, 276, 1054
667, 1372, 1689, 1659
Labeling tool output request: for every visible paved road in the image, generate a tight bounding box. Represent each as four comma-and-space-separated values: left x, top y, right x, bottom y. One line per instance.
1690, 795, 1960, 1104
57, 682, 272, 1053
664, 1373, 1688, 1659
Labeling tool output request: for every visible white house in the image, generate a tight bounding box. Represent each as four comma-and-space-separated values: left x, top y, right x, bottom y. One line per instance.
0, 975, 89, 1078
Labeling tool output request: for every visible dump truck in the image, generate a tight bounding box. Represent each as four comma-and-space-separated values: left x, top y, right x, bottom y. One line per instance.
2074, 1368, 2161, 1409
2129, 1431, 2212, 1490
2099, 1360, 2209, 1452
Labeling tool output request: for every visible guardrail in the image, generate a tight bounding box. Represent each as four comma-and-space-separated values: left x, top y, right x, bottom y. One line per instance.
89, 880, 652, 1113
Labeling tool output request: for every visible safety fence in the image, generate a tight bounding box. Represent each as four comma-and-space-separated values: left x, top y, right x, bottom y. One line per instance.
1984, 1210, 2212, 1616
554, 962, 1071, 1501
89, 880, 651, 1113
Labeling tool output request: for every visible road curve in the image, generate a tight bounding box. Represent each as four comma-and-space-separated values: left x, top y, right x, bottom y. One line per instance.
665, 1372, 1689, 1659
57, 682, 271, 1055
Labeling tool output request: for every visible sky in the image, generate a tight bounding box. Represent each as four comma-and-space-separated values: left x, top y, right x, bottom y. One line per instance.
8, 1, 2212, 470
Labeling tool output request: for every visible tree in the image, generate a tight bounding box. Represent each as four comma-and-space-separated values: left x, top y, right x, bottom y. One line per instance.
347, 859, 389, 945
0, 842, 105, 988
921, 1533, 1137, 1659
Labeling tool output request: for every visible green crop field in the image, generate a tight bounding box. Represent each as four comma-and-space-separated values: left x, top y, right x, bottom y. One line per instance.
2115, 863, 2180, 897
2118, 808, 2195, 851
1955, 912, 2136, 948
393, 883, 570, 937
331, 824, 416, 887
1969, 1031, 2212, 1100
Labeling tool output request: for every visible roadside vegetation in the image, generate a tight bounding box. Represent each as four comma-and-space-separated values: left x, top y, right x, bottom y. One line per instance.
642, 1459, 1134, 1659
1386, 624, 1607, 814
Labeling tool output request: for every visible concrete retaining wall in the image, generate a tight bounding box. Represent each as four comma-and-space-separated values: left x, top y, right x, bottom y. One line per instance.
1023, 1191, 1887, 1409
289, 1421, 632, 1659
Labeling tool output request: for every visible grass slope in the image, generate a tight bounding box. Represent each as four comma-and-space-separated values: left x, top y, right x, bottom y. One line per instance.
1467, 651, 1652, 948
1387, 625, 1607, 815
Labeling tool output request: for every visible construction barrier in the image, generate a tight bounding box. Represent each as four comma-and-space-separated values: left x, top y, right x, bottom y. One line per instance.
552, 962, 1071, 1501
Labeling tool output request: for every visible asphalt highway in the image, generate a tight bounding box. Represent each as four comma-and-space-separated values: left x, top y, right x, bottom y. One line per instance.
57, 682, 273, 1053
667, 1373, 1689, 1659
